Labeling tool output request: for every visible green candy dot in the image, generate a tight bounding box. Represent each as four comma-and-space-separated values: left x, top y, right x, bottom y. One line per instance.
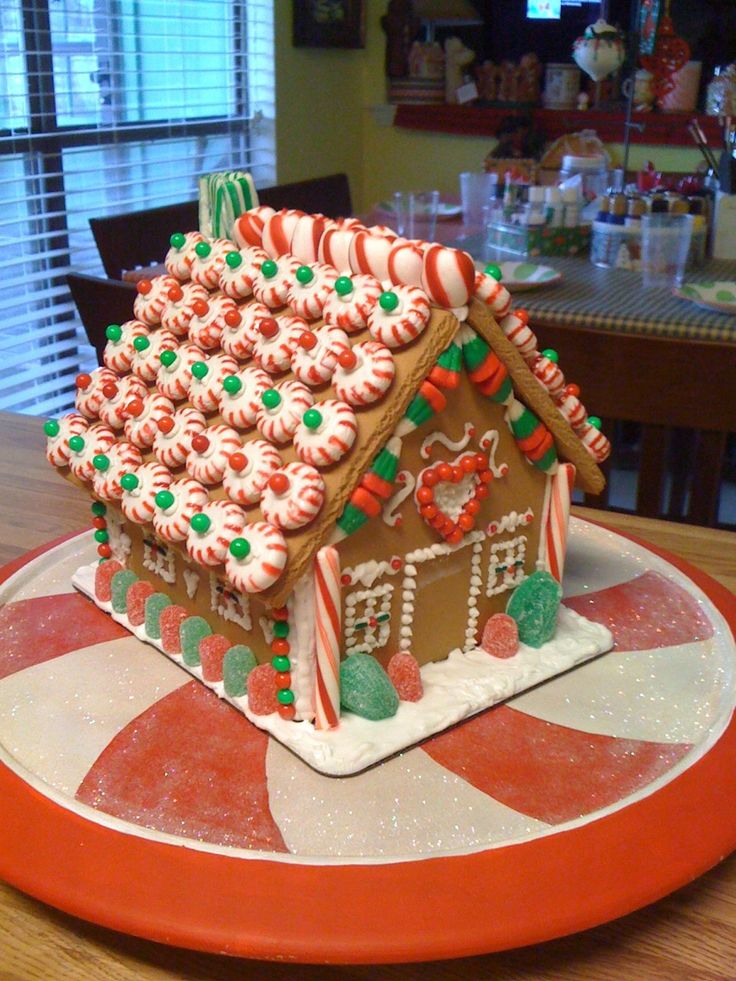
277, 688, 295, 705
587, 415, 602, 430
160, 349, 177, 368
190, 512, 211, 533
93, 454, 109, 471
226, 251, 242, 268
195, 241, 211, 258
303, 408, 322, 430
43, 419, 60, 438
120, 472, 139, 492
170, 232, 186, 250
261, 388, 281, 410
379, 291, 399, 312
222, 374, 242, 395
271, 654, 291, 672
296, 264, 314, 285
229, 537, 251, 559
68, 435, 85, 453
484, 263, 503, 281
155, 490, 175, 510
94, 528, 109, 544
541, 348, 559, 364
261, 259, 278, 279
272, 620, 290, 638
91, 501, 107, 517
191, 360, 208, 380
335, 276, 353, 296
105, 324, 122, 342
133, 335, 150, 352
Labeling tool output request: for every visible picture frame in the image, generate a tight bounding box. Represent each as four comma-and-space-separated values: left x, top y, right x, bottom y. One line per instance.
293, 0, 365, 49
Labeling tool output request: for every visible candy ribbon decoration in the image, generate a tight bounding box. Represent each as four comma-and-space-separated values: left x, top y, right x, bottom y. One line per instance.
313, 545, 342, 730
198, 171, 259, 239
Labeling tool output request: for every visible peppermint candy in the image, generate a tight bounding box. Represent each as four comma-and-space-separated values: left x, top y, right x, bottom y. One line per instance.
186, 424, 242, 484
367, 286, 430, 349
189, 237, 234, 290
218, 246, 268, 299
252, 255, 301, 309
261, 209, 303, 258
188, 352, 239, 413
290, 213, 328, 263
256, 379, 314, 444
318, 223, 358, 271
44, 412, 88, 468
164, 231, 205, 281
252, 314, 306, 375
152, 406, 207, 469
261, 462, 325, 530
75, 367, 118, 420
500, 310, 537, 362
130, 328, 178, 383
421, 244, 475, 311
161, 281, 209, 336
156, 342, 206, 401
120, 461, 173, 524
532, 354, 566, 400
474, 270, 512, 319
349, 229, 396, 282
97, 374, 148, 430
290, 325, 349, 387
187, 293, 239, 351
292, 399, 358, 467
152, 477, 209, 543
387, 240, 424, 288
580, 422, 611, 463
103, 319, 149, 373
124, 391, 176, 448
68, 424, 117, 482
332, 340, 395, 407
92, 441, 143, 501
219, 365, 270, 430
287, 262, 338, 321
186, 500, 246, 567
232, 205, 276, 249
322, 274, 381, 333
133, 274, 180, 327
221, 438, 282, 506
558, 392, 587, 431
220, 301, 270, 360
224, 521, 288, 593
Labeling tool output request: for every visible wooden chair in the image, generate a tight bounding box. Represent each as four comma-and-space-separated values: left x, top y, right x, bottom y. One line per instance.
537, 323, 736, 527
67, 273, 137, 365
258, 173, 352, 218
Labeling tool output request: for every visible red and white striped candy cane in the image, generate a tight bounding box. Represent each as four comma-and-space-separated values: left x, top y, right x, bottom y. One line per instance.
349, 229, 394, 282
292, 399, 358, 467
186, 499, 246, 566
74, 367, 119, 420
120, 460, 173, 523
474, 270, 512, 318
218, 246, 268, 300
160, 281, 209, 336
322, 274, 381, 333
220, 300, 271, 360
188, 352, 239, 413
252, 255, 300, 309
222, 438, 282, 505
252, 314, 305, 375
288, 263, 338, 321
542, 462, 576, 583
232, 205, 275, 249
256, 379, 314, 445
45, 412, 88, 468
387, 239, 424, 288
124, 391, 175, 448
189, 237, 233, 290
152, 477, 209, 543
421, 244, 475, 310
103, 319, 149, 373
130, 328, 178, 383
313, 545, 341, 730
262, 209, 303, 258
500, 310, 537, 362
291, 325, 349, 387
219, 364, 271, 430
97, 375, 147, 430
225, 520, 288, 593
186, 424, 242, 484
155, 341, 205, 401
367, 285, 430, 349
290, 213, 328, 263
152, 406, 207, 468
92, 440, 143, 501
133, 274, 180, 327
68, 424, 117, 482
260, 461, 325, 530
164, 230, 205, 281
532, 354, 566, 400
333, 340, 395, 407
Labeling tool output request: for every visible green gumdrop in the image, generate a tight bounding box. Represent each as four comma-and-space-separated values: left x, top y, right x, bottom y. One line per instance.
180, 616, 211, 666
223, 644, 257, 697
339, 653, 399, 721
506, 570, 562, 648
144, 592, 172, 640
110, 570, 138, 614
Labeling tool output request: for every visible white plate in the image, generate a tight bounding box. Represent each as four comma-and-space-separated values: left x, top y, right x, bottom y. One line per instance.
476, 261, 563, 291
674, 281, 736, 314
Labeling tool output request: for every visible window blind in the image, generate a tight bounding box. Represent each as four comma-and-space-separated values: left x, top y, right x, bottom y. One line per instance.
0, 0, 275, 417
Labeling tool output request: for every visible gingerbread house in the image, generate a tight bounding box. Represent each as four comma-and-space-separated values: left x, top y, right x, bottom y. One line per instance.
46, 172, 613, 774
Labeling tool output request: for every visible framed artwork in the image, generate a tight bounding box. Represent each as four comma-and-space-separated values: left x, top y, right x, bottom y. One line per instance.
293, 0, 365, 49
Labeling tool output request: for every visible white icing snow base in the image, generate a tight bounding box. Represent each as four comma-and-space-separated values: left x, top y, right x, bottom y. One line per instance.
73, 563, 613, 776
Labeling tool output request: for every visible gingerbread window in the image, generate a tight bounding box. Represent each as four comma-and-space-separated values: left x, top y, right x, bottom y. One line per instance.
344, 582, 394, 656
486, 536, 527, 597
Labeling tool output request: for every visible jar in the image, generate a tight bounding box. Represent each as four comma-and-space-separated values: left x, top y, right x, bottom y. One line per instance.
559, 154, 609, 203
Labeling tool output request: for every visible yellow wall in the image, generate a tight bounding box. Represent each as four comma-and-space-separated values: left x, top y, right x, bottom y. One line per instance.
275, 0, 701, 212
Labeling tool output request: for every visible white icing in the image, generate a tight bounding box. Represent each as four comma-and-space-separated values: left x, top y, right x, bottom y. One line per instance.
209, 573, 252, 631
344, 582, 394, 656
341, 556, 404, 589
420, 421, 476, 460
183, 567, 200, 600
485, 508, 534, 537
381, 469, 414, 528
142, 539, 176, 584
478, 429, 510, 479
486, 535, 527, 597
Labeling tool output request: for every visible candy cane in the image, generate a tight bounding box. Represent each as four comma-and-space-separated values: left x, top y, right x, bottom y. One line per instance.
541, 462, 575, 583
420, 421, 476, 460
381, 470, 415, 528
313, 545, 341, 730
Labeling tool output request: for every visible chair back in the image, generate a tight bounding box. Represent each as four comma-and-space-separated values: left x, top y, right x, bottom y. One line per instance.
67, 273, 136, 365
89, 200, 199, 280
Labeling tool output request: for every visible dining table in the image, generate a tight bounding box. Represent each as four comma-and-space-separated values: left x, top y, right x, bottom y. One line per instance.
1, 408, 735, 979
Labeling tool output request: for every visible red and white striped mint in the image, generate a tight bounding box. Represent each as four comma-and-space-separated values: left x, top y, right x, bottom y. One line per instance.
186, 293, 236, 351
256, 379, 314, 445
318, 224, 357, 272
224, 520, 288, 593
124, 391, 176, 448
252, 314, 306, 375
367, 285, 430, 349
220, 301, 270, 360
332, 340, 395, 407
92, 440, 143, 501
500, 310, 537, 362
474, 270, 512, 319
152, 406, 207, 468
68, 423, 117, 482
186, 424, 242, 485
120, 461, 173, 524
103, 319, 149, 373
421, 244, 475, 311
387, 239, 424, 288
288, 263, 339, 321
558, 392, 588, 432
45, 412, 88, 468
260, 462, 325, 531
579, 422, 611, 463
97, 374, 148, 430
349, 230, 395, 282
219, 365, 271, 430
322, 274, 381, 333
160, 281, 209, 336
532, 354, 566, 400
186, 500, 246, 567
156, 342, 206, 401
261, 209, 303, 259
75, 367, 119, 420
152, 477, 209, 543
232, 205, 276, 249
221, 438, 282, 506
188, 352, 239, 413
189, 238, 234, 290
292, 399, 358, 467
133, 274, 180, 327
290, 213, 328, 264
164, 230, 205, 281
291, 325, 349, 387
252, 254, 301, 310
130, 328, 178, 383
218, 246, 268, 300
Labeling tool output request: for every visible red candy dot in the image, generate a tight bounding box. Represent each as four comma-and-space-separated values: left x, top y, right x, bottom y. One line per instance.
565, 383, 581, 398
102, 383, 118, 399
458, 513, 475, 532
390, 557, 402, 571
191, 434, 210, 454
97, 543, 112, 559
341, 574, 351, 586
422, 469, 438, 487
157, 415, 175, 434
275, 672, 291, 688
168, 284, 183, 302
136, 279, 152, 295
476, 485, 489, 500
272, 606, 289, 621
271, 638, 290, 656
479, 469, 493, 484
437, 463, 452, 481
92, 516, 107, 530
475, 452, 487, 469
420, 503, 438, 519
465, 498, 481, 515
516, 308, 529, 325
446, 528, 464, 545
278, 703, 296, 721
298, 330, 317, 350
224, 308, 241, 328
191, 298, 209, 317
416, 486, 434, 504
451, 466, 463, 483
75, 372, 92, 390
338, 348, 357, 370
461, 454, 477, 473
228, 451, 247, 472
259, 317, 279, 339
126, 398, 144, 418
268, 472, 290, 495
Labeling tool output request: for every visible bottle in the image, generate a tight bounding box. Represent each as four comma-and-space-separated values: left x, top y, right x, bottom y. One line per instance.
595, 194, 610, 224
625, 196, 645, 227
545, 186, 564, 227
608, 194, 627, 226
526, 186, 546, 226
561, 187, 580, 228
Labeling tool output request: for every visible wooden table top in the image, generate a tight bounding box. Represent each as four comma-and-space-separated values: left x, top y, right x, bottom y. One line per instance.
1, 409, 735, 979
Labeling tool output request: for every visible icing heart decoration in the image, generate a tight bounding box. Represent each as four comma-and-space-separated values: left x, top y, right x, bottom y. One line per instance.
415, 452, 493, 545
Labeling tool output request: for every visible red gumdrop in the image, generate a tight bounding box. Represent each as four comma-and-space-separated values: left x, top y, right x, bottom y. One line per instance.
480, 613, 519, 659
160, 605, 188, 655
94, 559, 123, 603
199, 633, 231, 683
247, 663, 279, 715
127, 580, 156, 626
387, 651, 423, 702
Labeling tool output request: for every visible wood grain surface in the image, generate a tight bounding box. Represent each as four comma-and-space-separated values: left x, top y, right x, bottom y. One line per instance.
1, 411, 735, 980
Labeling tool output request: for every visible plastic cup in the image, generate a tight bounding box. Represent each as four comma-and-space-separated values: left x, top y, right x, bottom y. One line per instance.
640, 213, 694, 289
392, 190, 440, 241
459, 171, 497, 223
